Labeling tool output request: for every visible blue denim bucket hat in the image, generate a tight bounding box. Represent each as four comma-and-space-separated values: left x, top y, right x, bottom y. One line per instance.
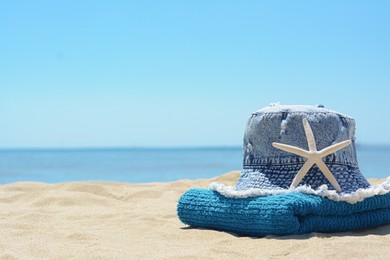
209, 103, 390, 203
177, 104, 390, 236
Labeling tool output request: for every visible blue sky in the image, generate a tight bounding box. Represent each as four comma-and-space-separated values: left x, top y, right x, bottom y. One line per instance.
0, 1, 389, 148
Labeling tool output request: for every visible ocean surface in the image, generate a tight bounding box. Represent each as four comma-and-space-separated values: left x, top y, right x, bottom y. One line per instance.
0, 146, 389, 184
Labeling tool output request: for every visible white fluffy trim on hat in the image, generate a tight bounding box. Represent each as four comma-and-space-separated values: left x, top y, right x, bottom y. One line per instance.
209, 177, 390, 204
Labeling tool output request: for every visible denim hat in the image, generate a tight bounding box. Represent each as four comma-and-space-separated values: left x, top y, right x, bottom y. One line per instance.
210, 103, 390, 203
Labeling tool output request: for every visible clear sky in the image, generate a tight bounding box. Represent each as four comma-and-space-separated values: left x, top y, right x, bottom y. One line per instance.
0, 1, 389, 148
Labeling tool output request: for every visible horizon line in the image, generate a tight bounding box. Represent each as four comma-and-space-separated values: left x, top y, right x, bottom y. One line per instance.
0, 145, 242, 152
0, 143, 390, 151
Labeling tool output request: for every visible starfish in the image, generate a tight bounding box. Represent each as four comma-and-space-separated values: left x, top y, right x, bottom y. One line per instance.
272, 118, 352, 192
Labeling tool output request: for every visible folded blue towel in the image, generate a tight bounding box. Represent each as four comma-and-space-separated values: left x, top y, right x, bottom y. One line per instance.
177, 188, 390, 236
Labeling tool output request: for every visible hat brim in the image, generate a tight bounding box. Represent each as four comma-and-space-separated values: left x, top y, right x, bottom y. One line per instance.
210, 167, 390, 204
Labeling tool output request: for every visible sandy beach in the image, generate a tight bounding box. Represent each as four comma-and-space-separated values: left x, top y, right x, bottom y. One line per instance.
1, 171, 389, 259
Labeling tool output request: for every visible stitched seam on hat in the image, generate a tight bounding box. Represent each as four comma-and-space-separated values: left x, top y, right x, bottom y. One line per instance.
243, 158, 358, 167
243, 162, 358, 167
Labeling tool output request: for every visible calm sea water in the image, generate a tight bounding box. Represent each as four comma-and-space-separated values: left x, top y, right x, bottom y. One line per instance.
0, 146, 389, 184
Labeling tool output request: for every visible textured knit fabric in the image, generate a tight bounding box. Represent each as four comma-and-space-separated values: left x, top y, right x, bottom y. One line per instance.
177, 188, 390, 236
236, 164, 370, 193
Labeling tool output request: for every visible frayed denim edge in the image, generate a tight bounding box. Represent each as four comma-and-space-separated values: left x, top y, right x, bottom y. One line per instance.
209, 177, 390, 204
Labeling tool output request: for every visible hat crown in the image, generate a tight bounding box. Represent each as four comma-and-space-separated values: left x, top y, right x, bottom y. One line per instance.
234, 103, 372, 193
243, 104, 357, 167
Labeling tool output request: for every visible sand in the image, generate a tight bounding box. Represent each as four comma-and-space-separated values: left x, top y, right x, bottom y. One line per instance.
1, 171, 389, 259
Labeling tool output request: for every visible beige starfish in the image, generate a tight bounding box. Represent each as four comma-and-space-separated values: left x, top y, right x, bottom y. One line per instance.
272, 118, 352, 192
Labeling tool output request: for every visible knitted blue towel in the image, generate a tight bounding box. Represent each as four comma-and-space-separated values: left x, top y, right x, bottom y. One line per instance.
177, 188, 390, 236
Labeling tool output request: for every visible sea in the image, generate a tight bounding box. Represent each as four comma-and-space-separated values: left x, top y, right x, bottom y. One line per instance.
0, 145, 389, 184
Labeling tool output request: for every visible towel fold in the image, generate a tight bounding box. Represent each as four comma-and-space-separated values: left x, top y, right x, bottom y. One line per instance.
177, 188, 390, 236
